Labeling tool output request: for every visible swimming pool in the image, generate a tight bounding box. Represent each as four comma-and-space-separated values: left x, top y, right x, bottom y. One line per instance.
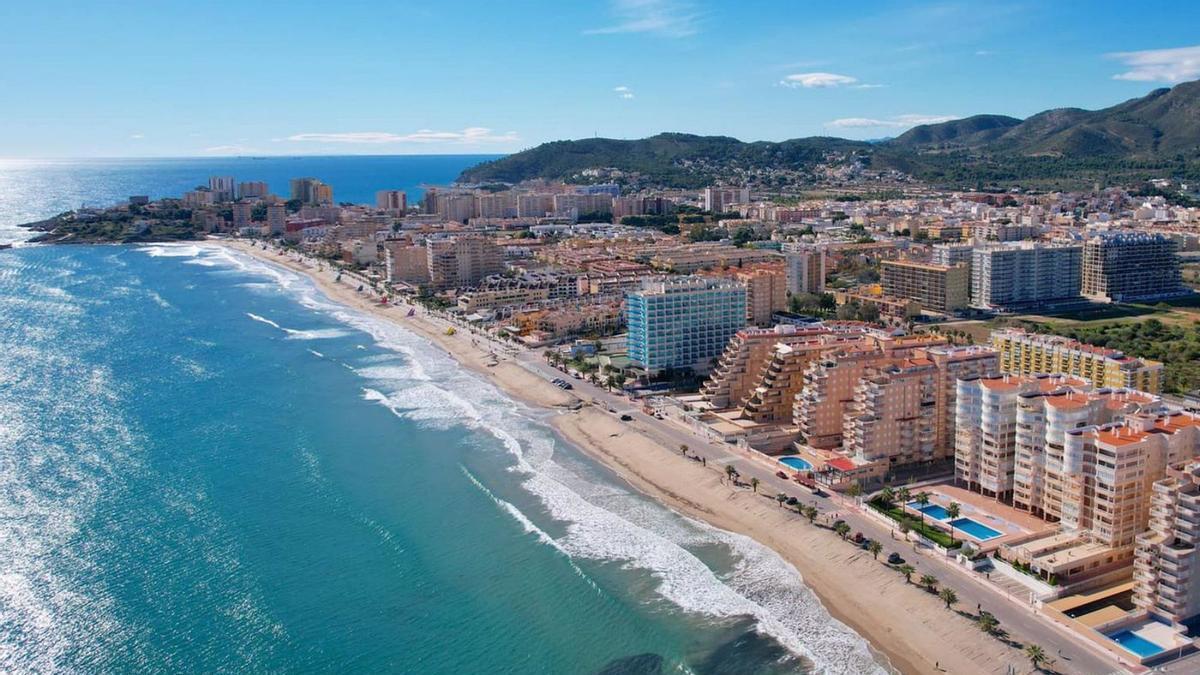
778, 456, 812, 471
1108, 629, 1165, 658
950, 517, 1003, 541
907, 502, 951, 520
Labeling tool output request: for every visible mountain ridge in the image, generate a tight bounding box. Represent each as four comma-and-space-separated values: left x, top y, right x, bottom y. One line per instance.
459, 81, 1200, 189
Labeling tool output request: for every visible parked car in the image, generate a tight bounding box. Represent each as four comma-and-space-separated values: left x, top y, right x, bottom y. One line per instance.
775, 471, 788, 480
619, 414, 633, 421
887, 552, 904, 565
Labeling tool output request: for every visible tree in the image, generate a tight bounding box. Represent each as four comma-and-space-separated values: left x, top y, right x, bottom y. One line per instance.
776, 492, 788, 507
946, 502, 961, 544
679, 444, 689, 456
977, 611, 999, 635
833, 521, 851, 540
867, 540, 883, 560
802, 505, 819, 524
938, 587, 958, 610
878, 487, 895, 507
898, 564, 916, 583
920, 574, 938, 593
846, 482, 862, 500
749, 476, 759, 493
724, 464, 738, 483
897, 487, 911, 504
1024, 644, 1047, 671
915, 492, 931, 527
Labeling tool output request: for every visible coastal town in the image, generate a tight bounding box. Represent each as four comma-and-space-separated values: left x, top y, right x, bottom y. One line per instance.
28, 168, 1200, 673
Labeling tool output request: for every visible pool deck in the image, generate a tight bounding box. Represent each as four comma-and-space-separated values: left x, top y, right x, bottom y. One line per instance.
901, 482, 1054, 548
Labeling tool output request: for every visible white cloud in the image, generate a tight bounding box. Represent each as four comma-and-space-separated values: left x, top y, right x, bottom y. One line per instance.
614, 85, 635, 99
975, 50, 994, 57
825, 114, 958, 129
1109, 45, 1200, 83
129, 133, 145, 139
780, 72, 859, 88
585, 0, 701, 38
284, 128, 520, 145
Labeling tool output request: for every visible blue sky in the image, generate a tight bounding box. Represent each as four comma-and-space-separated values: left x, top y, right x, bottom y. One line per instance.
2, 0, 1200, 157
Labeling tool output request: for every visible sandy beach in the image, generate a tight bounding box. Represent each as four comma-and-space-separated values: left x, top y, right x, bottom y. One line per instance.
216, 238, 1090, 675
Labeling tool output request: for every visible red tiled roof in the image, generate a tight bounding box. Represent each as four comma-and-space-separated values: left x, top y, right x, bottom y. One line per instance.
827, 457, 857, 472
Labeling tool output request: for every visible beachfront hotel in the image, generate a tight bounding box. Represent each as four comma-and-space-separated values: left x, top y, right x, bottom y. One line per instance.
625, 276, 747, 373
880, 259, 969, 314
991, 327, 1164, 394
426, 235, 505, 290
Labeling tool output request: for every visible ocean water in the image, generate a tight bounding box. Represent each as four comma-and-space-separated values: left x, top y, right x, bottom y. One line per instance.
0, 243, 887, 673
0, 155, 501, 245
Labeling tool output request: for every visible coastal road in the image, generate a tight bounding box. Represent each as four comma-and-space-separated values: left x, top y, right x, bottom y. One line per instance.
511, 350, 1130, 675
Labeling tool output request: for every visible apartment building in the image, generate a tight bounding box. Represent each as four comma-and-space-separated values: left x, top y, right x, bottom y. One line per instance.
476, 193, 517, 219
880, 260, 969, 314
290, 177, 332, 205
383, 241, 430, 284
266, 203, 287, 235
457, 286, 552, 312
649, 244, 779, 274
208, 176, 235, 202
426, 236, 504, 290
517, 194, 556, 218
781, 243, 826, 295
1082, 232, 1184, 302
1134, 457, 1200, 625
237, 181, 269, 199
991, 327, 1164, 394
437, 194, 477, 223
970, 243, 1083, 311
376, 190, 407, 212
232, 201, 253, 230
843, 357, 938, 466
702, 186, 750, 213
625, 277, 747, 372
703, 263, 787, 327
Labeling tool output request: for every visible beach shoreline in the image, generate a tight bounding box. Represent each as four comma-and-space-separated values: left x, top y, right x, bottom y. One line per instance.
212, 238, 1073, 675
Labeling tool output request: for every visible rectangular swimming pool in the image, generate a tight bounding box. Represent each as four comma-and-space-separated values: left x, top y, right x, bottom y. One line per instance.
949, 517, 1003, 541
907, 502, 951, 520
1108, 629, 1165, 658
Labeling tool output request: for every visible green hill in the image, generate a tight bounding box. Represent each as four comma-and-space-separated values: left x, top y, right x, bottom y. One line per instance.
459, 81, 1200, 190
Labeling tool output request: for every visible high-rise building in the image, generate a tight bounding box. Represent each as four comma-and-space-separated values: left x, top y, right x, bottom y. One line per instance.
289, 177, 333, 205
626, 277, 747, 372
266, 203, 287, 235
426, 236, 504, 289
1082, 232, 1184, 302
383, 241, 430, 284
881, 260, 969, 314
232, 201, 254, 229
970, 243, 1083, 311
705, 263, 787, 327
1134, 457, 1200, 624
475, 193, 517, 219
991, 327, 1163, 394
701, 187, 749, 213
517, 194, 555, 218
781, 243, 826, 295
436, 194, 476, 223
208, 176, 235, 202
553, 194, 613, 219
237, 181, 269, 199
376, 190, 407, 212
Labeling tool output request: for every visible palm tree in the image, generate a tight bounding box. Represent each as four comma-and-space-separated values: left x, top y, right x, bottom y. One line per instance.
776, 492, 787, 507
679, 443, 689, 456
898, 564, 916, 583
938, 587, 958, 610
724, 464, 738, 484
833, 521, 851, 540
946, 502, 961, 544
878, 487, 895, 507
1024, 644, 1047, 672
897, 486, 911, 505
920, 574, 938, 592
802, 505, 819, 524
867, 540, 883, 560
977, 611, 999, 635
749, 476, 759, 493
915, 491, 931, 528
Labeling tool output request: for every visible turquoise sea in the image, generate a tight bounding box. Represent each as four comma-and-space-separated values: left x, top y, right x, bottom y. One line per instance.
0, 158, 885, 673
